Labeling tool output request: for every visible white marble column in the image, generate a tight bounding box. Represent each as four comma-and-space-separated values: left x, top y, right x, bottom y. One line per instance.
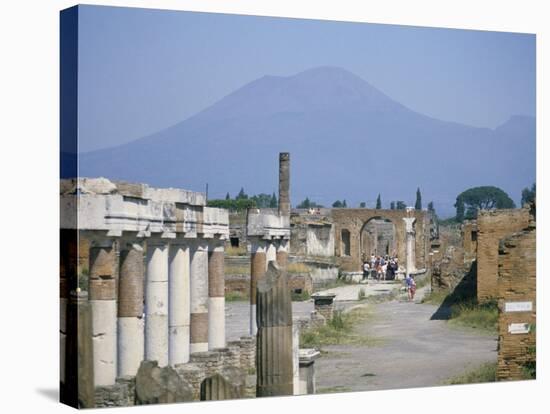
168, 242, 191, 365
276, 238, 289, 271
117, 242, 145, 377
403, 217, 417, 276
266, 240, 277, 270
293, 323, 300, 395
145, 241, 169, 367
190, 240, 209, 353
208, 240, 226, 350
88, 240, 117, 386
250, 238, 267, 335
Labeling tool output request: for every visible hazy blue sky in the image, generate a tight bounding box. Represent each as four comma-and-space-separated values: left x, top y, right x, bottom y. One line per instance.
78, 5, 535, 152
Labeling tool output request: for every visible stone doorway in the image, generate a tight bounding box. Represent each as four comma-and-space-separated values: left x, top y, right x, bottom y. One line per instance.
360, 217, 396, 261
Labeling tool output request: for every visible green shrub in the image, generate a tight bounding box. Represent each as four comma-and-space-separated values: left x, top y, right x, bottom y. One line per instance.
446, 362, 497, 384
449, 300, 498, 333
299, 307, 379, 348
225, 291, 249, 302
291, 290, 311, 302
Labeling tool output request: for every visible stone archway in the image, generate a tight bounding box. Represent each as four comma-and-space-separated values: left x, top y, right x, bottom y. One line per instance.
200, 373, 240, 401
331, 208, 429, 272
360, 217, 396, 260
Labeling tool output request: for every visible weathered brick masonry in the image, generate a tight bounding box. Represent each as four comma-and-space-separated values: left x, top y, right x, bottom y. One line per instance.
476, 208, 530, 302
497, 218, 536, 381
462, 220, 477, 263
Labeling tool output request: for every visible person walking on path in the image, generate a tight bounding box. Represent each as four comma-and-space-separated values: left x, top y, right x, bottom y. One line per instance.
405, 274, 416, 301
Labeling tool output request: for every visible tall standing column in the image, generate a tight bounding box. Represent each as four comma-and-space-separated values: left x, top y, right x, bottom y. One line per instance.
117, 241, 144, 377
278, 152, 290, 217
208, 240, 226, 350
276, 239, 289, 271
403, 217, 417, 276
250, 238, 267, 335
89, 240, 117, 386
190, 240, 209, 353
145, 241, 169, 367
256, 262, 294, 397
169, 242, 191, 365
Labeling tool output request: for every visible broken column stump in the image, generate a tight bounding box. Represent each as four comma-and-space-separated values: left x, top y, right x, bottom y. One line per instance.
256, 262, 293, 397
135, 360, 194, 405
63, 289, 95, 408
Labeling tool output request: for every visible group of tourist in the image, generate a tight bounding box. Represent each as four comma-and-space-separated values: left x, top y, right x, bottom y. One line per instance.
362, 254, 399, 281
362, 253, 417, 301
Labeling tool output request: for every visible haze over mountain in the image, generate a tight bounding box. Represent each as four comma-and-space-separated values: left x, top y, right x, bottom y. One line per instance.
78, 67, 535, 217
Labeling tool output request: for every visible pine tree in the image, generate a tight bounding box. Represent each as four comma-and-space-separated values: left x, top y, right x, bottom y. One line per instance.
270, 192, 278, 208
376, 194, 381, 209
298, 197, 311, 209
225, 192, 230, 200
415, 187, 422, 210
455, 197, 465, 222
343, 199, 347, 208
236, 187, 247, 200
390, 201, 395, 210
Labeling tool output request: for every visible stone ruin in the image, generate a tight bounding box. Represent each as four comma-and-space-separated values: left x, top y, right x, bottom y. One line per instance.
496, 202, 536, 380
60, 177, 255, 407
476, 207, 531, 303
60, 152, 319, 408
256, 262, 294, 396
430, 201, 536, 381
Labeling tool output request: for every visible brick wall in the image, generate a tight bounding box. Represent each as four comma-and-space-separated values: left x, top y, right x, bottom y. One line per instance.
95, 336, 257, 406
476, 208, 530, 302
461, 220, 477, 262
288, 273, 313, 295
496, 222, 536, 381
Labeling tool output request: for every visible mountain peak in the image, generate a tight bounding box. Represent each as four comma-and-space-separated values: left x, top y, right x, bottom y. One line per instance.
495, 114, 535, 133
192, 66, 403, 123
291, 65, 365, 80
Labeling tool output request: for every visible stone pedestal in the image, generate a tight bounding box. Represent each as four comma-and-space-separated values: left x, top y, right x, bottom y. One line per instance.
311, 293, 336, 322
145, 242, 169, 367
208, 241, 226, 349
169, 243, 191, 365
190, 241, 209, 353
256, 263, 294, 397
118, 242, 145, 377
250, 239, 267, 335
298, 349, 321, 395
89, 242, 117, 386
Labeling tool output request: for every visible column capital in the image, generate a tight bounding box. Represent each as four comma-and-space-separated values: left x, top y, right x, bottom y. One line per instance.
208, 238, 225, 252
403, 217, 416, 233
250, 238, 268, 254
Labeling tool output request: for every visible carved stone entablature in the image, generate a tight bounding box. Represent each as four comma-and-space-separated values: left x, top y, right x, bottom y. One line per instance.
60, 178, 229, 240
246, 208, 291, 240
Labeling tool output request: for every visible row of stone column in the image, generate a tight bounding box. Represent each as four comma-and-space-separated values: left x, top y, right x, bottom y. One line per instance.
249, 237, 289, 335
85, 237, 225, 387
